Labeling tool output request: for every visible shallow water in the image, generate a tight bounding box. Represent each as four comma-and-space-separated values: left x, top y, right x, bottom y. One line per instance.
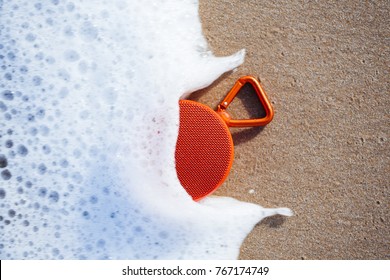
0, 0, 291, 259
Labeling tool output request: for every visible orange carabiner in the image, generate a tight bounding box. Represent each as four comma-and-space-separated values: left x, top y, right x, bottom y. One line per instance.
216, 76, 274, 127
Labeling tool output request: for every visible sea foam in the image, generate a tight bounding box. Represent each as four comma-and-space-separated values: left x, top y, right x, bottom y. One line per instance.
0, 0, 292, 259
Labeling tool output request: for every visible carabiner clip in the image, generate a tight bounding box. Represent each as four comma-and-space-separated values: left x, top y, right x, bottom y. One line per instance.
216, 76, 274, 127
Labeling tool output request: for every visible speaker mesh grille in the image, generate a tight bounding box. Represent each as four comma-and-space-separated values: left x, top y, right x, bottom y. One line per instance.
175, 100, 234, 200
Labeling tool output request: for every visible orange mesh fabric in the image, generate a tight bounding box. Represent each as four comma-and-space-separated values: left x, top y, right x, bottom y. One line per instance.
175, 100, 234, 201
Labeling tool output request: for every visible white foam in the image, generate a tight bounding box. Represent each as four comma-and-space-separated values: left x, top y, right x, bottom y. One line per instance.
0, 0, 292, 259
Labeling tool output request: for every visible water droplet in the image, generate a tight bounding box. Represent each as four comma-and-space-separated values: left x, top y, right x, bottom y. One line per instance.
38, 163, 47, 175
7, 52, 16, 61
80, 21, 98, 41
97, 239, 105, 248
17, 145, 29, 157
58, 69, 70, 81
38, 187, 47, 197
45, 56, 56, 64
73, 149, 81, 158
4, 113, 12, 121
21, 22, 29, 29
4, 73, 12, 80
158, 231, 169, 239
89, 195, 98, 204
27, 114, 35, 122
0, 155, 7, 168
34, 3, 42, 10
133, 226, 143, 234
82, 211, 90, 219
8, 209, 16, 218
37, 126, 49, 136
2, 90, 14, 101
0, 101, 7, 112
64, 50, 80, 62
48, 191, 59, 203
103, 88, 118, 104
67, 3, 75, 12
63, 26, 74, 37
42, 145, 51, 154
36, 108, 45, 119
20, 65, 28, 74
59, 159, 69, 168
29, 127, 38, 136
32, 76, 42, 86
25, 33, 36, 42
35, 52, 44, 61
5, 140, 13, 148
52, 248, 60, 256
72, 172, 83, 183
1, 169, 12, 180
46, 18, 54, 26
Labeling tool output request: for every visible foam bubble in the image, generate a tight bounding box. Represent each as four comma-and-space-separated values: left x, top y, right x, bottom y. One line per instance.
0, 0, 291, 259
1, 169, 12, 180
0, 155, 7, 167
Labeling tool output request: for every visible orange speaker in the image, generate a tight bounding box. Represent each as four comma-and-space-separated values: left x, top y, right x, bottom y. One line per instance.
175, 76, 274, 201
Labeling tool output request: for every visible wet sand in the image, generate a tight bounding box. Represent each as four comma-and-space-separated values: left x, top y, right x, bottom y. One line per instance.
197, 0, 389, 259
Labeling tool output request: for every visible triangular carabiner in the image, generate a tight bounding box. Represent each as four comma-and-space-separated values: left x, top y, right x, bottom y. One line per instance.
216, 76, 274, 127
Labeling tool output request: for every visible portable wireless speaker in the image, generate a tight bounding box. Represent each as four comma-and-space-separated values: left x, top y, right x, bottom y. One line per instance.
175, 76, 274, 201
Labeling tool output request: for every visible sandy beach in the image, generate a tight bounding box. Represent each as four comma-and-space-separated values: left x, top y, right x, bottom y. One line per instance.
197, 0, 389, 259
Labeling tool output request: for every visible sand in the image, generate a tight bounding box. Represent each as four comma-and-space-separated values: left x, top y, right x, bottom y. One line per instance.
196, 0, 389, 259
